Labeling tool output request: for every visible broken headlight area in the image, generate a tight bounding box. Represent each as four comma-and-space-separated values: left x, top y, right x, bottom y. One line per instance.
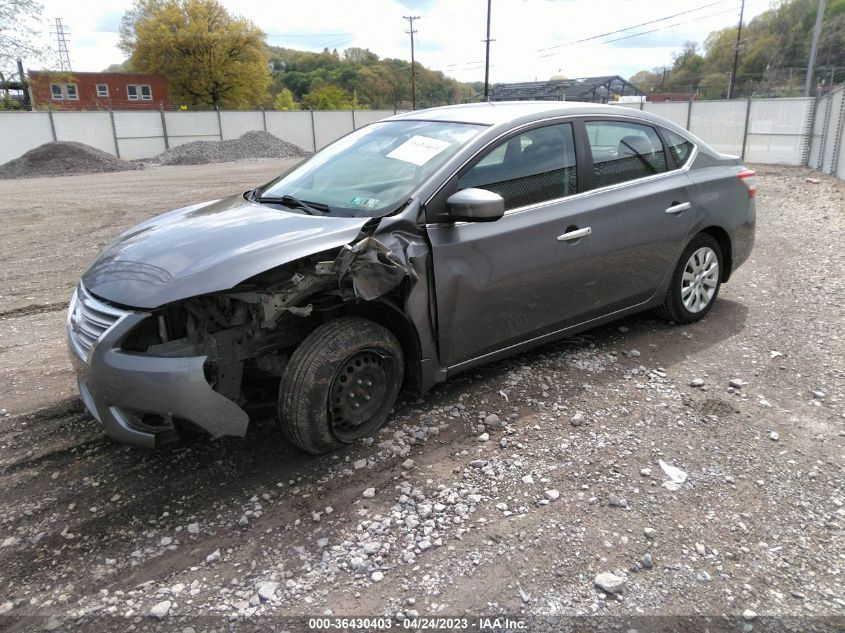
117, 238, 414, 409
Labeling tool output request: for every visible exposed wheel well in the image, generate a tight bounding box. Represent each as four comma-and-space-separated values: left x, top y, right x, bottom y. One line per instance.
335, 300, 423, 396
699, 226, 732, 282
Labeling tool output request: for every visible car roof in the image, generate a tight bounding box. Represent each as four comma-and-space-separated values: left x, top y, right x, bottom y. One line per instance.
388, 101, 654, 126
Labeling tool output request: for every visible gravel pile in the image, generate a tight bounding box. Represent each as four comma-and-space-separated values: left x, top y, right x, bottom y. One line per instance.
155, 130, 310, 166
0, 142, 142, 179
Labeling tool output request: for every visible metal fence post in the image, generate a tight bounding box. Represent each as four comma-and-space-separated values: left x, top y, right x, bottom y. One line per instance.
215, 104, 223, 140
159, 103, 169, 150
686, 96, 693, 130
831, 88, 845, 176
107, 106, 120, 158
804, 94, 820, 167
741, 94, 752, 161
639, 98, 644, 111
351, 108, 356, 130
261, 105, 267, 132
47, 105, 57, 142
309, 108, 317, 152
818, 93, 833, 172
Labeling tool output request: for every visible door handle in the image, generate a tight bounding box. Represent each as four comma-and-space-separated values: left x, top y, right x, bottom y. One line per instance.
665, 201, 692, 214
557, 227, 592, 241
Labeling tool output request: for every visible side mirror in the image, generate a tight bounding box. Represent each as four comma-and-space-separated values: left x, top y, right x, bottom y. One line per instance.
445, 188, 505, 222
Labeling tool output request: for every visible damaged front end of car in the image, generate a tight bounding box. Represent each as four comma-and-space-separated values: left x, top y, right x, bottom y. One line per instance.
68, 234, 419, 448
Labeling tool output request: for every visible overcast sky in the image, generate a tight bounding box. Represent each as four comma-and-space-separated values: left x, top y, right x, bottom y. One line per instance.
34, 0, 770, 82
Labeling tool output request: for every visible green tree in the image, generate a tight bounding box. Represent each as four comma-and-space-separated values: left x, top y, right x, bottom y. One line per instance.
273, 87, 296, 110
119, 0, 270, 108
301, 84, 352, 110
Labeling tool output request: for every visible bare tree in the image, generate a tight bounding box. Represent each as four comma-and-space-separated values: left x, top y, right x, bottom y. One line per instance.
0, 0, 48, 76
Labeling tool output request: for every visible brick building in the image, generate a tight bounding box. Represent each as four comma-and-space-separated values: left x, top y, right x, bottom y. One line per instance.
28, 71, 168, 110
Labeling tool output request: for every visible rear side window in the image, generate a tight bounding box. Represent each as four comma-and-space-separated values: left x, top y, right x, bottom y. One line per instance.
586, 121, 667, 188
662, 128, 694, 167
459, 122, 578, 211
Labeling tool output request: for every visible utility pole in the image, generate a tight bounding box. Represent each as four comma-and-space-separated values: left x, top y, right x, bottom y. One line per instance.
483, 0, 493, 101
403, 15, 419, 110
804, 0, 826, 97
728, 0, 745, 99
51, 18, 72, 72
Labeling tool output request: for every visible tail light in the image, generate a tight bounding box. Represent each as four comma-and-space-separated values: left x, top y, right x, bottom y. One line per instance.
738, 169, 757, 198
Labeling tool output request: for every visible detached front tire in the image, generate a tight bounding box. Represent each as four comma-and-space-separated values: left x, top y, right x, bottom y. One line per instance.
279, 317, 404, 455
656, 233, 723, 324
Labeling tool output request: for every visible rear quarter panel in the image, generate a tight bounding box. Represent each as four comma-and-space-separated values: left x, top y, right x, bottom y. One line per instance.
685, 158, 756, 277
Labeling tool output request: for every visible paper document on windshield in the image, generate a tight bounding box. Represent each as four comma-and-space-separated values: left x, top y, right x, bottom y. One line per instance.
386, 135, 452, 166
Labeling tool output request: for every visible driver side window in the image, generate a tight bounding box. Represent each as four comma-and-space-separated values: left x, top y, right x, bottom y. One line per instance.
458, 122, 578, 211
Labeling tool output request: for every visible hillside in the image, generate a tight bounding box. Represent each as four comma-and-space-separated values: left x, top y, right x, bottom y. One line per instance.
630, 0, 845, 98
266, 46, 481, 110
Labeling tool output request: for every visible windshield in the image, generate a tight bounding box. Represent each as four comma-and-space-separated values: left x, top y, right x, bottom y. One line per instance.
260, 120, 485, 217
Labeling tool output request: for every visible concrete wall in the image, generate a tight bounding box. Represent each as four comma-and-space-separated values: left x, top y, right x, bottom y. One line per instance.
0, 109, 399, 164
1, 99, 844, 181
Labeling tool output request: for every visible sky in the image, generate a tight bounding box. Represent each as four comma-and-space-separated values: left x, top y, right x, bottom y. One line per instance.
32, 0, 771, 83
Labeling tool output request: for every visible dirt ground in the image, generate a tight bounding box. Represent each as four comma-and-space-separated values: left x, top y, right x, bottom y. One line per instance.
0, 162, 843, 632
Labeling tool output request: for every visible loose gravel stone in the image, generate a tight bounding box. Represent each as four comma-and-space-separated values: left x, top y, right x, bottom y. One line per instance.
594, 572, 626, 594
149, 600, 171, 619
257, 582, 277, 602
608, 494, 628, 508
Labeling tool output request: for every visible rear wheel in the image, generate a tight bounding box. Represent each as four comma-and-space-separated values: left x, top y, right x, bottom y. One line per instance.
278, 317, 403, 454
656, 233, 723, 324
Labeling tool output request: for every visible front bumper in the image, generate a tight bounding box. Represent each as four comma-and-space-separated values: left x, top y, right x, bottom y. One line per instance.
67, 286, 248, 448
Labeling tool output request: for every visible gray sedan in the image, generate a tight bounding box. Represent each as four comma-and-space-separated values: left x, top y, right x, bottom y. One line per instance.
67, 102, 756, 453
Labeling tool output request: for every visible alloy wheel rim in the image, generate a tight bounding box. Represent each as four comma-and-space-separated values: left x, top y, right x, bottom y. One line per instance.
681, 246, 719, 313
329, 350, 391, 440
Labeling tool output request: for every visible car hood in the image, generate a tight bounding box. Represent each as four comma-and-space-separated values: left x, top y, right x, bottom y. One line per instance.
82, 194, 370, 309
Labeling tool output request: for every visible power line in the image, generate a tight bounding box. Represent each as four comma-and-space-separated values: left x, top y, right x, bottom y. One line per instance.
535, 0, 727, 54
435, 0, 731, 70
432, 0, 761, 75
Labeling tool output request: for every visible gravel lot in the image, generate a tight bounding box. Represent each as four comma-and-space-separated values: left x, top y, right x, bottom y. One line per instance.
0, 163, 842, 632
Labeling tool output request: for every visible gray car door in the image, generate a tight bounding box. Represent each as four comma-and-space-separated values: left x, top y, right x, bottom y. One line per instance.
426, 118, 697, 369
576, 119, 698, 313
427, 121, 596, 368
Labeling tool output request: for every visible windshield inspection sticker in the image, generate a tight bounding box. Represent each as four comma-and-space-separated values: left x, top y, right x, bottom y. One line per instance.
386, 135, 452, 166
350, 196, 380, 209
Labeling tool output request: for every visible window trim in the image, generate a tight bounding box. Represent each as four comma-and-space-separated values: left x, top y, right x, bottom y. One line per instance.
50, 83, 63, 100
423, 113, 698, 224
64, 83, 79, 100
581, 117, 670, 190
656, 126, 694, 169
96, 83, 109, 97
456, 120, 582, 213
127, 84, 139, 100
139, 84, 152, 100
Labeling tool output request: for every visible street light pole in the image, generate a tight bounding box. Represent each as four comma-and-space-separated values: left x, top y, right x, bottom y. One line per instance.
404, 15, 420, 110
483, 0, 493, 101
728, 0, 745, 99
804, 0, 826, 97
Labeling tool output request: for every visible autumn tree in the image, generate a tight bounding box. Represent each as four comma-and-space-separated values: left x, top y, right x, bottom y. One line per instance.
273, 87, 296, 110
119, 0, 270, 108
0, 0, 49, 77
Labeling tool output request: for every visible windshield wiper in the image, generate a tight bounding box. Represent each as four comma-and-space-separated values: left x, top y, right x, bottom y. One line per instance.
256, 194, 330, 215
